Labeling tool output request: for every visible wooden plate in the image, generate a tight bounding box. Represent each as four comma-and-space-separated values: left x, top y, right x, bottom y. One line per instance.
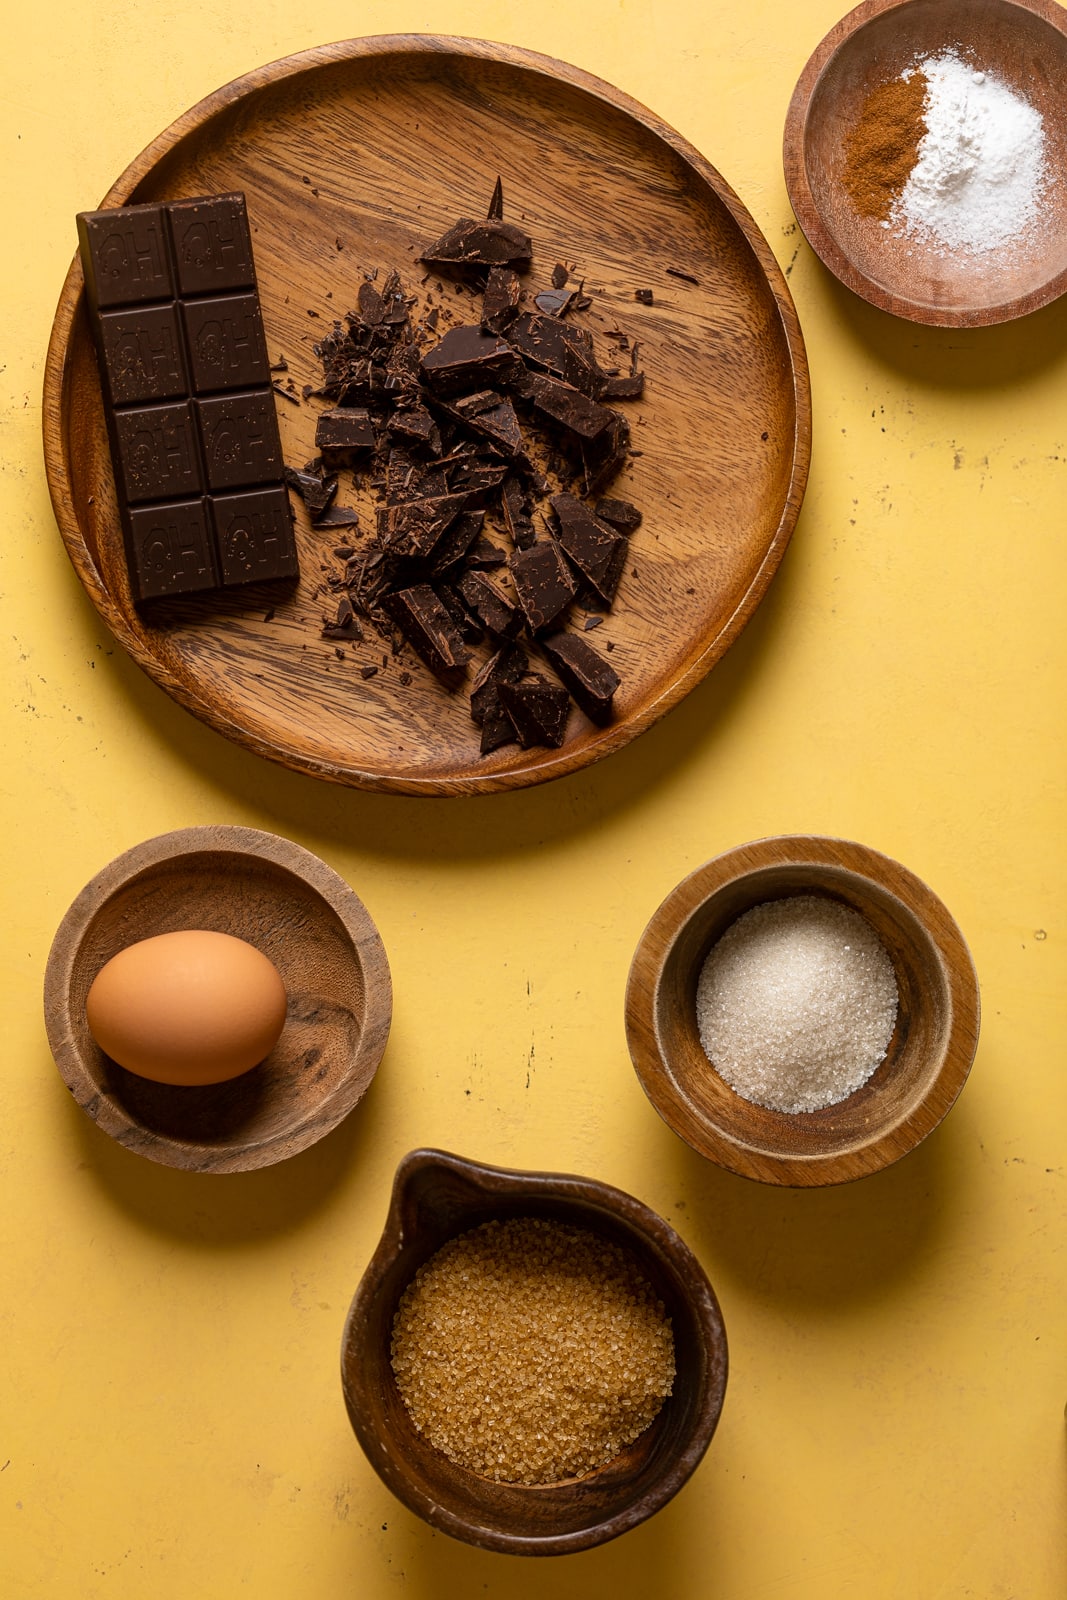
784, 0, 1067, 327
43, 35, 809, 797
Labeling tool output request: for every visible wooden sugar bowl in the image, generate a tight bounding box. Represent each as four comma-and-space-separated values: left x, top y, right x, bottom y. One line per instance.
341, 1148, 728, 1555
44, 826, 391, 1173
625, 835, 980, 1186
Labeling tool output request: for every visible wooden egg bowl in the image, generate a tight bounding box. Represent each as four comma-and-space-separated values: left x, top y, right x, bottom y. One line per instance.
341, 1148, 728, 1555
783, 0, 1067, 326
625, 836, 980, 1187
44, 826, 391, 1173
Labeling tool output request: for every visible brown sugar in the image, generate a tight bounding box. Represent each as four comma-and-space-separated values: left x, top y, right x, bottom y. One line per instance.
843, 72, 928, 221
390, 1216, 676, 1484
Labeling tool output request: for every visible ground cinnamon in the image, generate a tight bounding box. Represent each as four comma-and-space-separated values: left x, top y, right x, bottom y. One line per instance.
843, 73, 928, 221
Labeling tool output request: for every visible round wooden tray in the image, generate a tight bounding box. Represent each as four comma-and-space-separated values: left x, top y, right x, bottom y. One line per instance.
44, 35, 810, 796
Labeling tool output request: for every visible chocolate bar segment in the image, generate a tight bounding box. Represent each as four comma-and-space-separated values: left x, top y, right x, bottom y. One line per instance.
182, 293, 271, 394
196, 391, 283, 490
212, 485, 299, 586
166, 194, 256, 295
97, 304, 187, 407
112, 402, 202, 505
76, 191, 298, 603
77, 206, 173, 308
126, 498, 218, 600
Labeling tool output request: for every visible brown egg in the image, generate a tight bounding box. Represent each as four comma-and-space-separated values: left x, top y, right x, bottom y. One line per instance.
85, 929, 288, 1086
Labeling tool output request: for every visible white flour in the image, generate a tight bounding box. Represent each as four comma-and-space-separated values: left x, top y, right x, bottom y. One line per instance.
896, 51, 1046, 255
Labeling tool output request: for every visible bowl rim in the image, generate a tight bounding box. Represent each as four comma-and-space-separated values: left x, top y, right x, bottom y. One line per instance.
782, 0, 1067, 327
42, 824, 392, 1172
624, 834, 981, 1186
340, 1146, 729, 1555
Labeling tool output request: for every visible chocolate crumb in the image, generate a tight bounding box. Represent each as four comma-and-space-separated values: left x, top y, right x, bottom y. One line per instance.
634, 289, 654, 305
665, 267, 699, 284
361, 665, 379, 679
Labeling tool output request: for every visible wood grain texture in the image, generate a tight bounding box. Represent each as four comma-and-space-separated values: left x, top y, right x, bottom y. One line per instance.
784, 0, 1067, 327
625, 835, 981, 1187
43, 826, 391, 1173
42, 34, 810, 796
340, 1147, 728, 1555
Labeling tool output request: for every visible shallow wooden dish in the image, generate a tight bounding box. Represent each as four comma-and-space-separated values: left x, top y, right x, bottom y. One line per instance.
625, 836, 980, 1186
784, 0, 1067, 326
341, 1148, 728, 1555
43, 34, 809, 797
44, 826, 391, 1173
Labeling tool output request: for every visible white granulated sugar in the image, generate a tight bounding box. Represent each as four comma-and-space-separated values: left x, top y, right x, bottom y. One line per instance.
898, 51, 1046, 255
695, 895, 898, 1114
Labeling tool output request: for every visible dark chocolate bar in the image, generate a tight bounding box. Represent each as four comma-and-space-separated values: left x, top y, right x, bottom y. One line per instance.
77, 191, 298, 603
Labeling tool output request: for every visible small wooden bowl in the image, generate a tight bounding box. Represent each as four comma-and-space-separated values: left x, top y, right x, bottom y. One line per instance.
625, 836, 980, 1187
44, 826, 391, 1173
341, 1148, 728, 1555
784, 0, 1067, 326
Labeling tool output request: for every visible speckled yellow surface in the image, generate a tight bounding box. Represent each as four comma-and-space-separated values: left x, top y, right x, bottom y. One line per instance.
3, 2, 1065, 1596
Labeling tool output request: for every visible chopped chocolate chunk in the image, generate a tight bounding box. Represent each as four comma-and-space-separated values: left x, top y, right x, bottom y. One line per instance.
456, 570, 523, 639
540, 630, 620, 724
420, 325, 521, 397
501, 474, 536, 550
551, 263, 569, 289
272, 382, 301, 405
481, 266, 522, 333
534, 287, 576, 316
322, 595, 364, 640
581, 412, 631, 495
445, 389, 525, 456
419, 217, 533, 275
387, 405, 442, 454
498, 677, 571, 748
284, 463, 338, 520
378, 493, 469, 560
551, 493, 628, 605
634, 288, 654, 305
478, 689, 519, 754
505, 313, 603, 398
360, 664, 379, 679
357, 279, 384, 325
509, 539, 577, 632
465, 536, 508, 569
426, 509, 485, 575
595, 496, 642, 534
381, 585, 472, 681
315, 407, 375, 459
601, 373, 644, 400
315, 504, 361, 529
437, 583, 485, 646
486, 177, 504, 222
528, 373, 616, 441
470, 641, 528, 725
582, 613, 604, 630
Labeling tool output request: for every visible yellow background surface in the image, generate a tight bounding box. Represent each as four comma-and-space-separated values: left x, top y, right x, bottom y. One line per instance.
3, 1, 1065, 1595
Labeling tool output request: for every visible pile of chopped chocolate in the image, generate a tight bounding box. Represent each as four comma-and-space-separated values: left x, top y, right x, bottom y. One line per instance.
286, 180, 645, 757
